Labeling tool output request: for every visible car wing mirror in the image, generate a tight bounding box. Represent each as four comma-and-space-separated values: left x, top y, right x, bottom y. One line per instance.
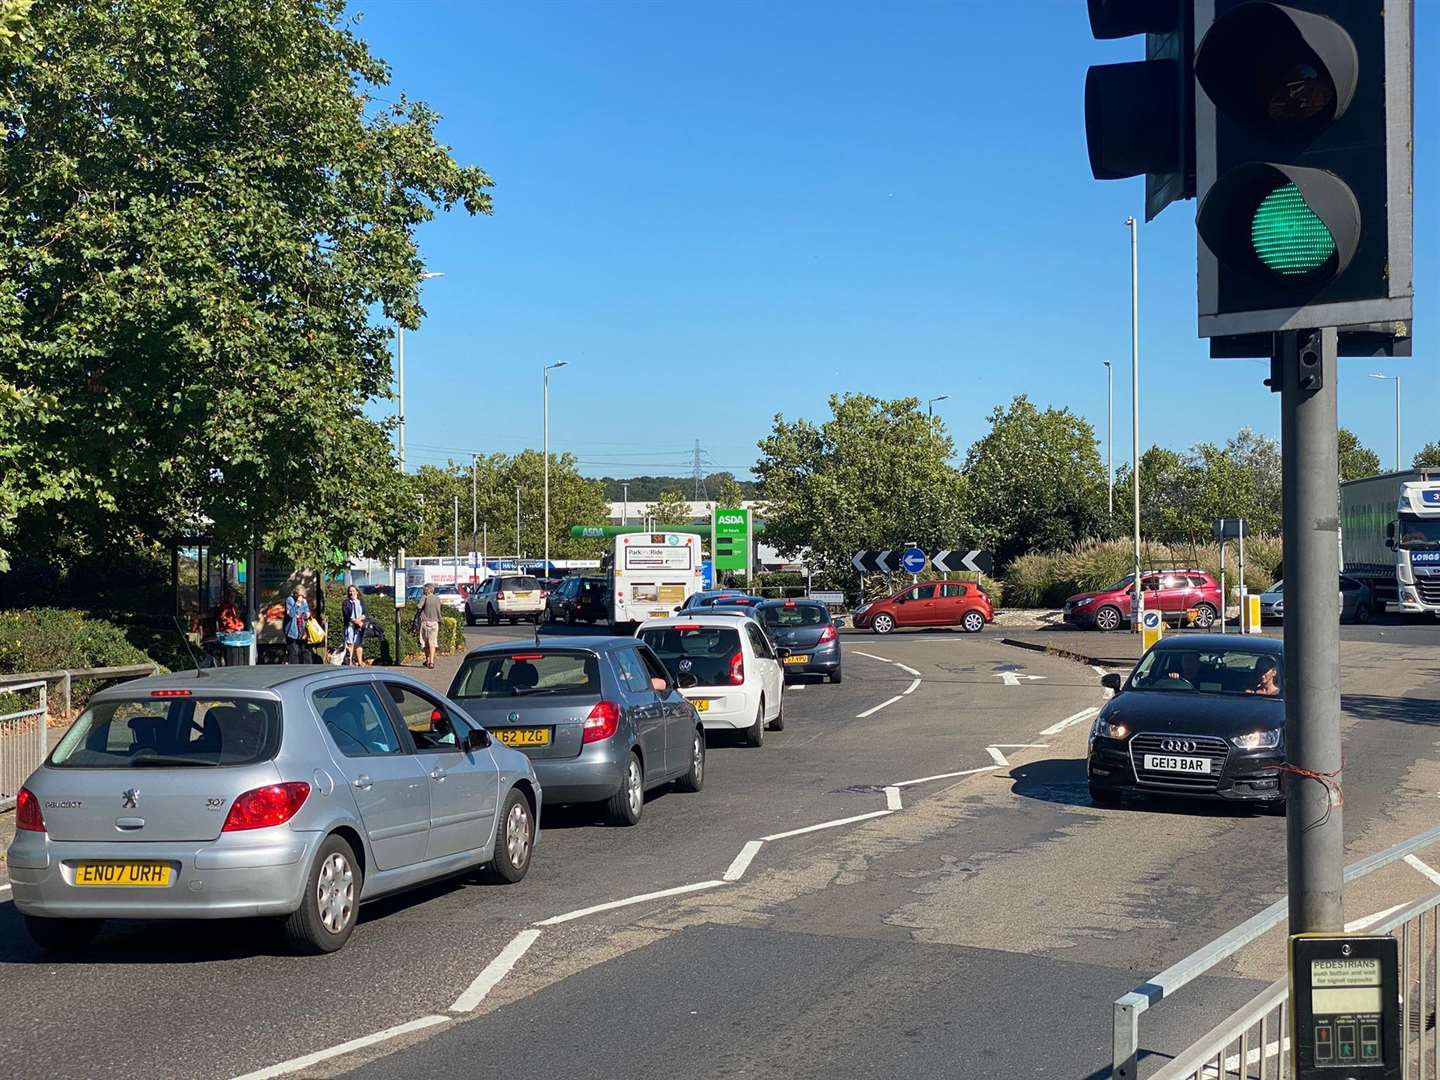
464, 727, 490, 751
677, 672, 698, 690
1101, 672, 1123, 691
775, 646, 791, 659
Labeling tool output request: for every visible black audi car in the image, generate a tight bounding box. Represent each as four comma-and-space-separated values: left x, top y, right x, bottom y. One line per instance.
1086, 635, 1285, 812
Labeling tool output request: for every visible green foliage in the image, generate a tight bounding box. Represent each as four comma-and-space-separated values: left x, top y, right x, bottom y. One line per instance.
0, 0, 490, 571
601, 474, 758, 502
713, 473, 747, 509
319, 585, 461, 663
1415, 443, 1440, 470
645, 488, 692, 526
962, 395, 1107, 567
756, 394, 969, 584
1339, 428, 1382, 482
0, 608, 157, 675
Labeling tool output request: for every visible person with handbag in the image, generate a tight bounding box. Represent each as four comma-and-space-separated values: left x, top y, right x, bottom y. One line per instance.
342, 585, 367, 666
284, 585, 310, 664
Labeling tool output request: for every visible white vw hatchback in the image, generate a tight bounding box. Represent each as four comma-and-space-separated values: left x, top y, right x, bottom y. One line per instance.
635, 615, 785, 747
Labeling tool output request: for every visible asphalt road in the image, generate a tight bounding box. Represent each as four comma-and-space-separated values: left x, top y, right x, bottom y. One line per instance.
1, 622, 1437, 1080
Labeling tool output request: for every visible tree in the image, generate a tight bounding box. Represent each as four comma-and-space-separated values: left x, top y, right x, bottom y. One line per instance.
1339, 428, 1382, 482
962, 396, 1107, 567
1415, 443, 1440, 470
713, 473, 747, 508
645, 489, 692, 527
0, 0, 491, 570
1221, 428, 1281, 534
755, 394, 969, 584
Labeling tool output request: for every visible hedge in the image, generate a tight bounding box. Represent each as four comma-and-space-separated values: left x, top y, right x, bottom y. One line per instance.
0, 608, 158, 675
1001, 538, 1283, 609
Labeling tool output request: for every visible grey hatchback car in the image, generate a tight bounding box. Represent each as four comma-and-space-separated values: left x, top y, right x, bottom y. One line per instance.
447, 637, 705, 826
7, 666, 541, 954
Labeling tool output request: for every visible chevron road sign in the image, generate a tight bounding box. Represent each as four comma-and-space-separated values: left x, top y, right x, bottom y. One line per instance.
850, 550, 899, 574
931, 549, 994, 575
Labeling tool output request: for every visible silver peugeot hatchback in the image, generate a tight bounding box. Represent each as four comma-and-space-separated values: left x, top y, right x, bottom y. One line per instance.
6, 665, 541, 954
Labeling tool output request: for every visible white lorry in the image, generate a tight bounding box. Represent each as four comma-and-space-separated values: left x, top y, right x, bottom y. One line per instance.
1340, 469, 1440, 617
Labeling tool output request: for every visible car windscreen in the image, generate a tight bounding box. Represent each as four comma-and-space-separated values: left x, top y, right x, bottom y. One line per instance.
1103, 575, 1135, 592
1129, 649, 1283, 698
1399, 518, 1440, 549
501, 576, 541, 591
452, 652, 600, 698
761, 604, 829, 628
49, 696, 281, 768
434, 585, 459, 595
638, 626, 742, 687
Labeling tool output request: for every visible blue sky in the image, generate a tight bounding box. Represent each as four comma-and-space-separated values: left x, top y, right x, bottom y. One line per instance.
355, 1, 1435, 480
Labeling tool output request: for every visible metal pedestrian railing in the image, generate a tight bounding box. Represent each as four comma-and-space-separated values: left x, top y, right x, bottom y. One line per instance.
1150, 890, 1440, 1079
0, 664, 159, 811
1114, 821, 1440, 1078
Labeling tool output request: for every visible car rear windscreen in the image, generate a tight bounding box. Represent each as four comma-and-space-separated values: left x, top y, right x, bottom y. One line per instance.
761, 604, 829, 627
49, 696, 281, 768
453, 652, 600, 698
638, 626, 742, 687
501, 576, 541, 591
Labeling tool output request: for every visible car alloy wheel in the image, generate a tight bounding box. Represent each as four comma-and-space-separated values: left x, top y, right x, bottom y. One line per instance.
625, 756, 643, 817
1095, 606, 1121, 632
962, 611, 985, 633
872, 613, 894, 635
505, 799, 531, 871
316, 850, 356, 935
1193, 603, 1217, 628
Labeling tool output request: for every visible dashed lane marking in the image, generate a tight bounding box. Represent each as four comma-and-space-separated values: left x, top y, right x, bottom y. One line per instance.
723, 840, 764, 882
761, 809, 893, 842
884, 786, 903, 811
532, 880, 728, 927
1404, 854, 1440, 888
448, 929, 543, 1013
985, 744, 1048, 768
856, 695, 904, 719
892, 765, 999, 788
852, 651, 892, 663
230, 1015, 452, 1080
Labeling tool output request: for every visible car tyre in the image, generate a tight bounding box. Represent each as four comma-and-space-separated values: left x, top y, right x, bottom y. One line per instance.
1352, 601, 1371, 625
675, 728, 705, 793
961, 610, 985, 634
1094, 606, 1122, 632
828, 669, 842, 685
23, 915, 103, 953
464, 606, 476, 627
745, 701, 765, 747
483, 787, 535, 884
486, 605, 499, 627
1088, 783, 1122, 807
282, 834, 361, 954
871, 613, 895, 635
606, 752, 644, 826
768, 698, 785, 732
1192, 603, 1217, 629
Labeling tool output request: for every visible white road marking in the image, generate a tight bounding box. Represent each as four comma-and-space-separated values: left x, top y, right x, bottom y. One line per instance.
229, 1015, 451, 1080
0, 883, 11, 897
1346, 903, 1409, 931
892, 765, 999, 788
1090, 666, 1107, 677
448, 929, 542, 1013
884, 786, 903, 811
789, 683, 807, 692
856, 695, 904, 719
852, 651, 892, 663
895, 663, 920, 676
723, 840, 765, 882
991, 672, 1047, 687
987, 746, 1009, 767
1404, 854, 1440, 888
533, 880, 728, 926
761, 809, 893, 842
1039, 707, 1100, 736
902, 678, 921, 696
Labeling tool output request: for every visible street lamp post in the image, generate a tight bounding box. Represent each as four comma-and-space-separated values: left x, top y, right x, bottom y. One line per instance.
543, 361, 568, 575
927, 394, 949, 417
471, 454, 478, 583
1368, 372, 1401, 471
1127, 217, 1142, 632
1104, 361, 1114, 517
394, 269, 442, 659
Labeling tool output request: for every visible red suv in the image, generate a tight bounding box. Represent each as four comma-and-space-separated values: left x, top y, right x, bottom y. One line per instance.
1063, 571, 1221, 632
852, 581, 994, 635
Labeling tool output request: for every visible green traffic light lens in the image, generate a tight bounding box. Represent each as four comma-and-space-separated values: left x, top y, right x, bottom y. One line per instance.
1251, 182, 1335, 275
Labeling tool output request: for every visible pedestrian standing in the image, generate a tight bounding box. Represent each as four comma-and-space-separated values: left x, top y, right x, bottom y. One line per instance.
343, 585, 367, 666
414, 582, 443, 669
284, 585, 310, 665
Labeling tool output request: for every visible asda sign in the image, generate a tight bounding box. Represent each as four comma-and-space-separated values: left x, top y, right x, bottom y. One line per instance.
713, 507, 749, 573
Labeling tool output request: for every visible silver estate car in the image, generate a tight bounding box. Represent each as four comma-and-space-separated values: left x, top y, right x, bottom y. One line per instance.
7, 666, 541, 954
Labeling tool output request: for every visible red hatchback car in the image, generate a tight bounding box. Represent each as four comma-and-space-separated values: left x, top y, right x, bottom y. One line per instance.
1063, 571, 1222, 632
852, 581, 994, 635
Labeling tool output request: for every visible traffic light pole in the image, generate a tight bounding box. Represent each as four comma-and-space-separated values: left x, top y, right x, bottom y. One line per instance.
1279, 327, 1344, 934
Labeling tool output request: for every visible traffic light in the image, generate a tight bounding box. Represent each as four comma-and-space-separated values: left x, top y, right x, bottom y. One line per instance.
1083, 0, 1195, 221
1194, 0, 1412, 341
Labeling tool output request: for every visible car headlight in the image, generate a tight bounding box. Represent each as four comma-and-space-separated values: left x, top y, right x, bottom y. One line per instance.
1231, 729, 1282, 751
1090, 717, 1128, 741
1074, 597, 1094, 607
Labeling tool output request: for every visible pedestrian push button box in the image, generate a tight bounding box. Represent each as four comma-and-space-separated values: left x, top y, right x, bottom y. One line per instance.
1290, 933, 1399, 1078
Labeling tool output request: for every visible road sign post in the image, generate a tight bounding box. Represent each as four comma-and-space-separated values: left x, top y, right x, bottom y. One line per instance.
1140, 609, 1163, 652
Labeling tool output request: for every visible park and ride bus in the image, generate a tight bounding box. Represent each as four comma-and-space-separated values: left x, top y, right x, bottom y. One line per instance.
609, 532, 703, 625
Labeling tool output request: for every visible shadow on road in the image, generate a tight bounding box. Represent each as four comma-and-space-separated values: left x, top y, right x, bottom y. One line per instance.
1343, 692, 1440, 727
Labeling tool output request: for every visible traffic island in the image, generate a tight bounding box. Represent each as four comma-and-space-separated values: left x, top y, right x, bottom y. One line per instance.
999, 629, 1145, 669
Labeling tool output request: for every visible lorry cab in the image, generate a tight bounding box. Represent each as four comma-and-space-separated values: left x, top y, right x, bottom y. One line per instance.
1388, 471, 1440, 615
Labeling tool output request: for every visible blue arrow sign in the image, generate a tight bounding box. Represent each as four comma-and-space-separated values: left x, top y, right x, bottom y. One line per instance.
900, 547, 927, 574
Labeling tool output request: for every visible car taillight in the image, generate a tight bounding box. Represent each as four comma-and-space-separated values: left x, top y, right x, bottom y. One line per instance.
582, 701, 620, 744
221, 782, 311, 832
16, 787, 45, 832
818, 624, 836, 644
728, 652, 745, 685
497, 591, 507, 600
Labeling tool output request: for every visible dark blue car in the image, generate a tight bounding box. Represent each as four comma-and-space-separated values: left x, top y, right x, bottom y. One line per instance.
756, 598, 842, 684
